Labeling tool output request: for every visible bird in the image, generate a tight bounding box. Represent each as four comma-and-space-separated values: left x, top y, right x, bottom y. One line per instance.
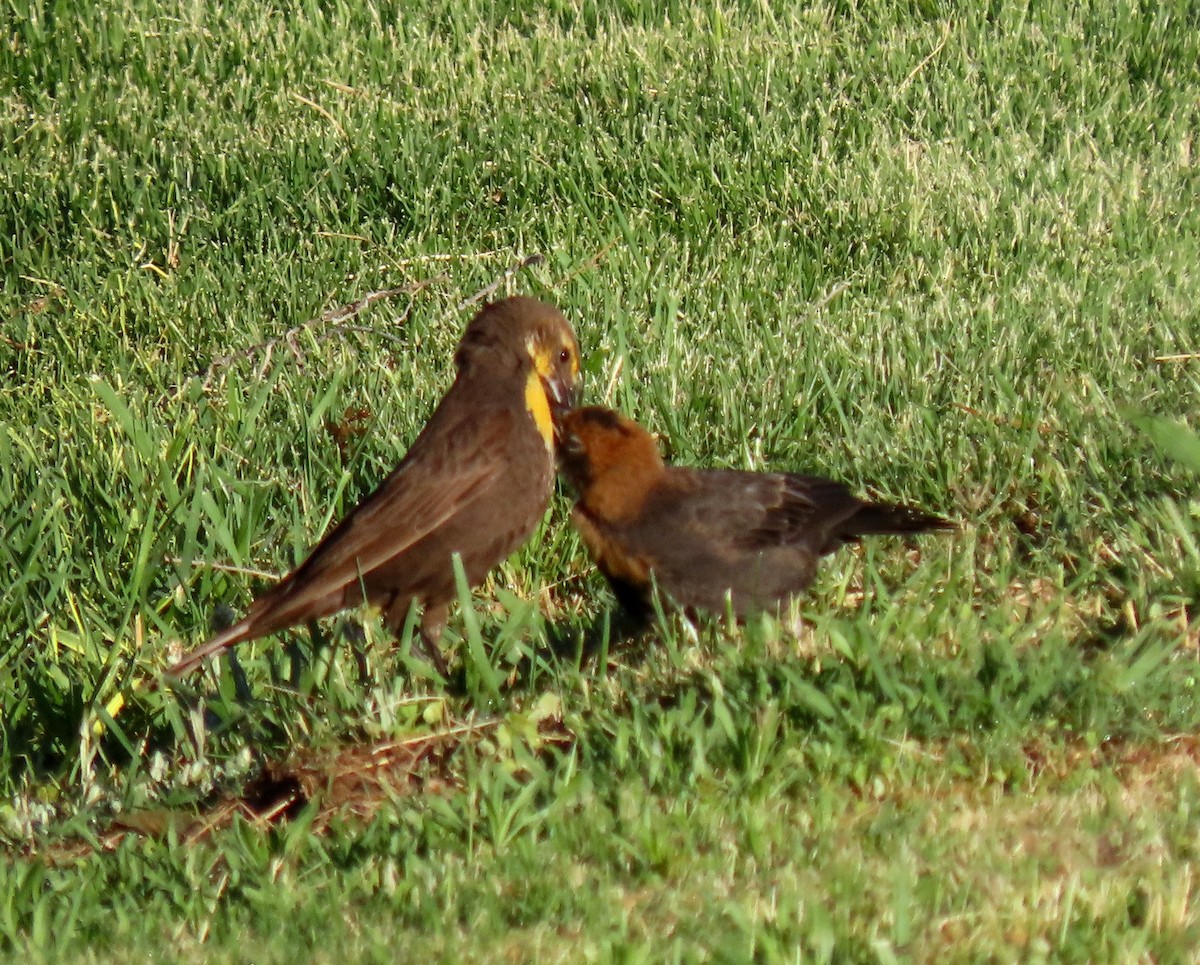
167, 296, 582, 680
555, 405, 952, 623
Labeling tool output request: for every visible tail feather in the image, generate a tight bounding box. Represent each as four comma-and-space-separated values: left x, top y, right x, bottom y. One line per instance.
838, 501, 955, 541
164, 619, 258, 679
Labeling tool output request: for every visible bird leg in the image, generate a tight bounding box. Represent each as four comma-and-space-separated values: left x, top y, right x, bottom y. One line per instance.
385, 597, 450, 678
339, 618, 372, 685
416, 603, 451, 678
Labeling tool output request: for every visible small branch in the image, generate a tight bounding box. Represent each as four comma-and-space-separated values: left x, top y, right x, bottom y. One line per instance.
808, 279, 852, 316
602, 355, 624, 404
799, 278, 854, 333
453, 253, 544, 313
951, 402, 1052, 434
163, 555, 281, 581
898, 20, 953, 94
388, 250, 505, 268
1, 332, 33, 350
291, 91, 346, 140
555, 238, 618, 289
186, 278, 436, 394
176, 253, 543, 399
1154, 352, 1200, 363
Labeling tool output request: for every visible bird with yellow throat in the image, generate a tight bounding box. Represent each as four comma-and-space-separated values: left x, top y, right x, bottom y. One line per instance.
168, 296, 581, 679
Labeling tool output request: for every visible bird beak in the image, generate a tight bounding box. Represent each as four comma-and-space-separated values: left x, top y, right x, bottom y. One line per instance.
546, 375, 579, 451
544, 372, 580, 419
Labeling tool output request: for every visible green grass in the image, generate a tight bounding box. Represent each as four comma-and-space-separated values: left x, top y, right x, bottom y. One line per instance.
3, 0, 1200, 959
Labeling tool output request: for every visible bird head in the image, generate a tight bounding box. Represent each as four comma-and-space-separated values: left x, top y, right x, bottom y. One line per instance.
456, 296, 582, 450
555, 406, 666, 515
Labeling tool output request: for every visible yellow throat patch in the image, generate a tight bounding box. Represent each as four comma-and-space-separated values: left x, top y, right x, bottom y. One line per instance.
524, 369, 555, 452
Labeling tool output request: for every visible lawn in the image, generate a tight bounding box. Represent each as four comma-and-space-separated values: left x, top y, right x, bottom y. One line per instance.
3, 0, 1200, 960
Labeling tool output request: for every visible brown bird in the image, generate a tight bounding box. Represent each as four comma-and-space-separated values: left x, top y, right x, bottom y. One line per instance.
556, 406, 952, 622
168, 296, 581, 679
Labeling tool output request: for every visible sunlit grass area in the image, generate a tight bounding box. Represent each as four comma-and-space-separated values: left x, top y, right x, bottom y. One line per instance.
3, 0, 1199, 959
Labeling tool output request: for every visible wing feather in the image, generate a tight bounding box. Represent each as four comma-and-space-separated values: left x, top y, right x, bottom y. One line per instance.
167, 403, 517, 676
252, 404, 515, 617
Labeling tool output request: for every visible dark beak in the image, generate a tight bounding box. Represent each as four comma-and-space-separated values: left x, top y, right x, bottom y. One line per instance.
545, 372, 580, 419
545, 373, 580, 448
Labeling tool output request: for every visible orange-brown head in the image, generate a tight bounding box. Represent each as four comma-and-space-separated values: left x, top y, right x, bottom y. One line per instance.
556, 406, 667, 523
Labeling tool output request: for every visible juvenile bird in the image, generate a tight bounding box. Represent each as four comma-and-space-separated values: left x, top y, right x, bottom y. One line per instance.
556, 406, 952, 622
168, 296, 581, 679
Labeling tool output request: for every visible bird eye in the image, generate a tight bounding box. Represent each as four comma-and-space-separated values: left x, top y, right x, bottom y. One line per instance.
559, 348, 571, 364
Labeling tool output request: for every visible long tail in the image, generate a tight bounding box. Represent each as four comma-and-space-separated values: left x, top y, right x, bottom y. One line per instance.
164, 618, 258, 679
838, 500, 955, 541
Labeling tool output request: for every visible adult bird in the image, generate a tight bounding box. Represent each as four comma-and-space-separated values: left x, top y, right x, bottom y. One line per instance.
168, 296, 581, 679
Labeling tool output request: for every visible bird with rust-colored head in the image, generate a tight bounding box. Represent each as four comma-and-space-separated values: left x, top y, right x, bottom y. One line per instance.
168, 296, 581, 679
555, 405, 952, 622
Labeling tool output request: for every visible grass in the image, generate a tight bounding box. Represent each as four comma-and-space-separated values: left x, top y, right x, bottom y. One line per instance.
3, 0, 1200, 959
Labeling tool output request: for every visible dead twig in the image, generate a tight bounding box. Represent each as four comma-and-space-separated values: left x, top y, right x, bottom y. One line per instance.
184, 278, 435, 396
176, 252, 543, 399
951, 402, 1053, 435
2, 332, 33, 350
807, 279, 852, 317
555, 238, 618, 289
291, 91, 346, 140
453, 252, 544, 313
161, 555, 281, 582
898, 20, 953, 94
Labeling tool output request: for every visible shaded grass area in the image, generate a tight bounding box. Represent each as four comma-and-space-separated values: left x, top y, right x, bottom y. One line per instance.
6, 623, 1200, 961
3, 0, 1200, 959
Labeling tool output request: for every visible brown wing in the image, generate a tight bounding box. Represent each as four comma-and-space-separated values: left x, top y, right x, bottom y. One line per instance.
257, 411, 514, 620
645, 470, 857, 554
594, 469, 947, 619
168, 402, 518, 677
692, 471, 944, 554
729, 474, 865, 553
612, 470, 857, 615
